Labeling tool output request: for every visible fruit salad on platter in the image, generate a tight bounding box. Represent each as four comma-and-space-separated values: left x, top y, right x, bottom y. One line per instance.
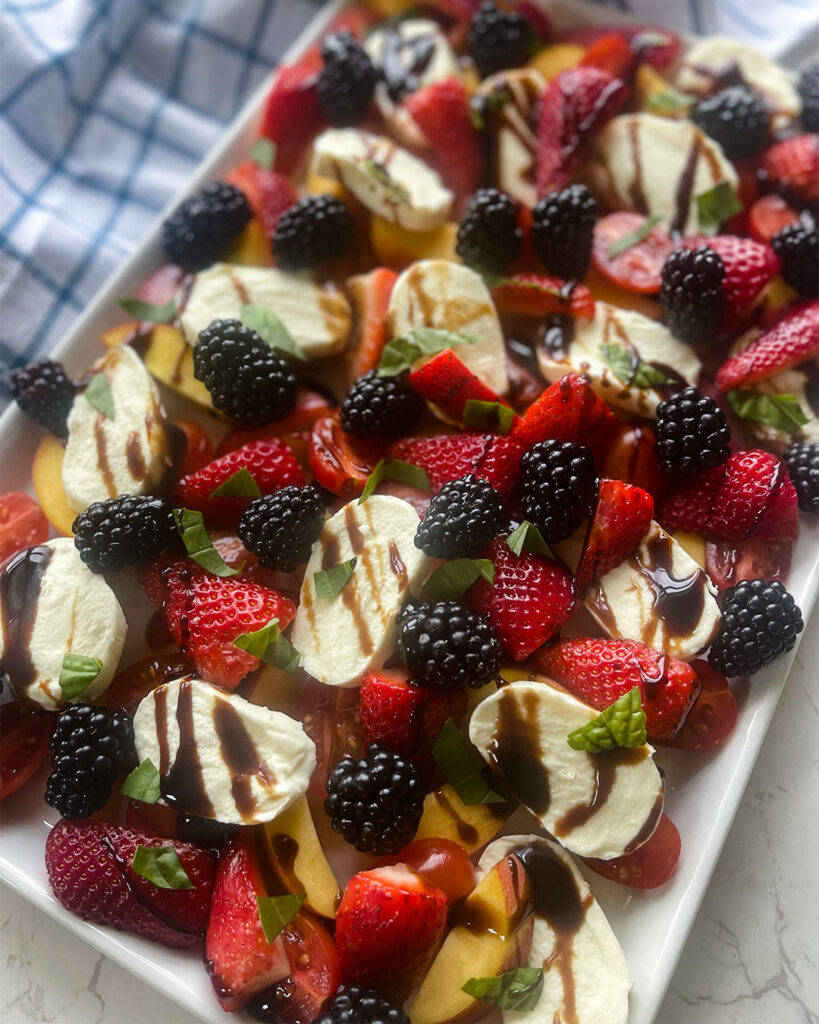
1, 1, 818, 1022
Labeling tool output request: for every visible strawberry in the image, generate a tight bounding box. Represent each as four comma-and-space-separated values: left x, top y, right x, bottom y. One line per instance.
490, 274, 596, 319
135, 263, 185, 306
753, 472, 799, 542
336, 865, 448, 1003
216, 388, 333, 455
408, 349, 516, 427
175, 437, 304, 527
563, 24, 681, 72
226, 161, 298, 239
140, 558, 296, 689
536, 66, 629, 196
346, 267, 399, 384
510, 372, 617, 458
761, 133, 819, 202
45, 819, 215, 949
261, 62, 326, 177
471, 537, 575, 660
535, 638, 700, 740
748, 194, 800, 243
715, 301, 819, 391
388, 432, 522, 499
659, 462, 726, 537
580, 33, 636, 81
576, 479, 654, 584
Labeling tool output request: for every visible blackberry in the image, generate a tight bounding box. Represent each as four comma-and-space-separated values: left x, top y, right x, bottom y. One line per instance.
317, 30, 377, 127
530, 185, 597, 281
660, 246, 725, 343
691, 86, 769, 160
272, 194, 354, 270
72, 495, 179, 573
315, 986, 410, 1024
456, 188, 522, 274
45, 704, 134, 819
397, 600, 502, 689
414, 474, 504, 558
340, 370, 424, 437
10, 358, 75, 439
162, 180, 251, 272
194, 318, 296, 425
468, 1, 533, 79
771, 223, 819, 299
656, 387, 731, 476
784, 441, 819, 514
237, 485, 325, 571
324, 744, 424, 855
708, 580, 803, 677
520, 440, 598, 542
797, 59, 819, 132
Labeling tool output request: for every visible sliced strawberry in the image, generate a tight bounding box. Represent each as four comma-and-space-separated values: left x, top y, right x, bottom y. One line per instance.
261, 62, 326, 177
659, 462, 727, 536
582, 813, 680, 889
509, 372, 617, 458
709, 450, 793, 540
748, 194, 800, 243
136, 263, 185, 306
761, 133, 819, 202
563, 24, 681, 71
705, 536, 792, 592
576, 479, 654, 584
216, 388, 333, 455
389, 432, 522, 499
753, 470, 799, 542
346, 268, 399, 384
226, 162, 298, 239
309, 412, 387, 497
408, 349, 516, 427
580, 33, 636, 80
659, 660, 737, 750
592, 212, 674, 295
490, 274, 596, 318
715, 301, 819, 390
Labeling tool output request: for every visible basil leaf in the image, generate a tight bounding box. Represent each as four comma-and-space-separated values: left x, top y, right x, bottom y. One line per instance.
131, 845, 194, 890
696, 180, 743, 236
599, 343, 674, 389
726, 389, 809, 434
241, 303, 306, 361
486, 275, 560, 297
567, 686, 647, 752
359, 458, 431, 504
462, 967, 544, 1012
234, 617, 300, 673
506, 522, 553, 559
462, 399, 516, 435
250, 137, 276, 170
433, 719, 507, 805
362, 159, 410, 203
59, 653, 102, 700
607, 214, 663, 258
377, 328, 478, 377
118, 297, 176, 323
424, 558, 494, 600
85, 373, 115, 420
257, 893, 306, 944
469, 85, 511, 131
210, 467, 262, 499
121, 758, 161, 804
174, 508, 239, 577
314, 558, 357, 599
645, 87, 696, 115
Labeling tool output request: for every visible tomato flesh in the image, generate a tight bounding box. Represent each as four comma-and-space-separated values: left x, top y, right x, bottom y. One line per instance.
0, 492, 49, 564
660, 660, 737, 750
308, 413, 386, 497
376, 838, 476, 904
592, 212, 674, 294
582, 814, 681, 889
0, 703, 55, 799
748, 194, 800, 243
170, 421, 214, 480
107, 655, 193, 716
293, 680, 362, 799
705, 537, 792, 593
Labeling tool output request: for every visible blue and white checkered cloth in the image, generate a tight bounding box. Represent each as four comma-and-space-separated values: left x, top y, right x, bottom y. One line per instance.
1, 0, 817, 383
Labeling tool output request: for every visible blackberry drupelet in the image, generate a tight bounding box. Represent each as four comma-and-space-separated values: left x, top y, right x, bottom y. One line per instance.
161, 180, 251, 272
45, 705, 134, 819
691, 86, 769, 159
315, 986, 410, 1024
797, 60, 819, 132
414, 474, 504, 558
660, 246, 725, 343
530, 185, 597, 282
455, 188, 522, 274
655, 387, 731, 476
324, 744, 424, 856
272, 194, 354, 270
193, 318, 296, 425
468, 1, 533, 79
340, 370, 424, 437
771, 222, 819, 298
708, 579, 803, 677
397, 600, 502, 689
784, 441, 819, 514
237, 485, 325, 571
317, 30, 377, 127
11, 358, 75, 439
72, 495, 179, 573
520, 440, 598, 542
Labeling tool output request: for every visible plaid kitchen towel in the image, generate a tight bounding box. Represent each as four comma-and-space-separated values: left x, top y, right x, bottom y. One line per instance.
1, 0, 817, 381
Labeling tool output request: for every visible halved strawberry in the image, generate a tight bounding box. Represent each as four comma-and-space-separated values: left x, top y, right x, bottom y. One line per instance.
490, 274, 596, 319
261, 62, 326, 176
346, 268, 399, 384
563, 24, 681, 71
136, 263, 185, 306
216, 388, 333, 456
575, 479, 654, 585
715, 300, 819, 391
226, 162, 298, 240
580, 33, 636, 80
659, 462, 726, 537
761, 133, 819, 203
389, 432, 522, 499
509, 372, 617, 458
408, 349, 516, 428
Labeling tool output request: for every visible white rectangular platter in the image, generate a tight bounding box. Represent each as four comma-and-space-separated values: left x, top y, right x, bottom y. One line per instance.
1, 2, 817, 1023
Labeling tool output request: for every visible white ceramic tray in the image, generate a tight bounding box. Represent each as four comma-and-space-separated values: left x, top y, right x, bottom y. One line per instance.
1, 2, 817, 1022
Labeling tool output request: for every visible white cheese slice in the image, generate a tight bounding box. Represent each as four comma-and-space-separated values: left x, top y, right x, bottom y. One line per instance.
477, 68, 546, 208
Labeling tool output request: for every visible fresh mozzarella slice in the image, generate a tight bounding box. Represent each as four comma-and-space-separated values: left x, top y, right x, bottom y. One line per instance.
178, 262, 351, 358
0, 537, 126, 711
291, 495, 430, 687
469, 680, 664, 859
311, 128, 453, 232
585, 519, 721, 662
478, 835, 631, 1024
388, 259, 510, 396
133, 676, 315, 825
62, 345, 171, 514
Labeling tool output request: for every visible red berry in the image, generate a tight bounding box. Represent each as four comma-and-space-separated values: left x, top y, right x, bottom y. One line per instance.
575, 479, 655, 584
389, 432, 523, 499
761, 133, 819, 202
490, 273, 596, 318
509, 371, 617, 459
408, 349, 515, 427
716, 300, 819, 391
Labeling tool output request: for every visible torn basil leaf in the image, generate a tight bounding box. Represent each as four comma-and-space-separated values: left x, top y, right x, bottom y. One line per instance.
59, 654, 102, 700
257, 892, 306, 944
131, 845, 194, 889
118, 297, 177, 323
645, 87, 696, 115
506, 521, 553, 559
250, 137, 276, 170
84, 373, 115, 420
210, 467, 262, 499
314, 558, 357, 599
377, 328, 478, 378
359, 458, 431, 503
599, 343, 674, 389
233, 617, 300, 673
362, 159, 410, 203
607, 214, 663, 258
567, 686, 647, 752
121, 758, 161, 804
432, 719, 507, 805
462, 967, 544, 1012
727, 389, 809, 434
241, 303, 306, 361
174, 508, 239, 577
696, 180, 743, 236
462, 399, 516, 435
424, 559, 494, 600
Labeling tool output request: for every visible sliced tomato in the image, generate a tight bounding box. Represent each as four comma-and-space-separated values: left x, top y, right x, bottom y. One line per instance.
599, 422, 666, 503
592, 212, 674, 294
580, 33, 636, 80
0, 703, 54, 799
659, 661, 737, 750
748, 194, 800, 243
107, 655, 193, 716
491, 275, 596, 318
582, 814, 681, 889
0, 492, 49, 564
308, 413, 386, 497
293, 679, 362, 799
376, 838, 476, 904
169, 420, 214, 480
705, 537, 792, 592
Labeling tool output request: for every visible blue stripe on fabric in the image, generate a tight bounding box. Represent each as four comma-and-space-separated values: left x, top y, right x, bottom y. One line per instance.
232, 0, 276, 113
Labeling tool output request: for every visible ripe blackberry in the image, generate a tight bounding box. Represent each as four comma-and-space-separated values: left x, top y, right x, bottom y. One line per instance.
468, 1, 533, 79
237, 485, 325, 571
340, 370, 424, 437
771, 223, 819, 298
414, 474, 504, 558
397, 600, 502, 689
691, 86, 769, 160
193, 318, 296, 425
324, 744, 424, 856
317, 31, 377, 127
45, 705, 134, 819
660, 246, 725, 343
315, 986, 410, 1024
272, 194, 354, 270
11, 358, 75, 438
72, 495, 179, 573
162, 180, 251, 272
656, 387, 731, 476
708, 580, 803, 677
520, 440, 598, 542
456, 188, 522, 274
797, 60, 819, 132
784, 441, 819, 514
530, 185, 597, 281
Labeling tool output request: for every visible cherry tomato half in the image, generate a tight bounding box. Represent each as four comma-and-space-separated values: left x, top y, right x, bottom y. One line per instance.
659, 660, 737, 750
582, 813, 681, 889
170, 420, 214, 480
0, 703, 55, 799
308, 413, 386, 497
0, 492, 49, 564
592, 212, 674, 294
293, 679, 362, 799
748, 194, 800, 243
705, 537, 792, 593
107, 654, 193, 717
376, 838, 476, 905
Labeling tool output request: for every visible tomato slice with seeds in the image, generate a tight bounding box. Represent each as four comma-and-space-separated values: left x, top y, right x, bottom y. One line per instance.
0, 703, 55, 800
659, 660, 737, 750
375, 838, 476, 904
293, 679, 362, 799
107, 654, 193, 716
582, 813, 681, 889
592, 212, 674, 294
748, 194, 800, 243
170, 420, 214, 480
0, 492, 49, 564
